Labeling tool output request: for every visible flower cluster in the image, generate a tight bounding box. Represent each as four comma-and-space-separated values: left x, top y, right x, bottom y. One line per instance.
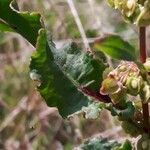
107, 0, 150, 26
100, 61, 150, 104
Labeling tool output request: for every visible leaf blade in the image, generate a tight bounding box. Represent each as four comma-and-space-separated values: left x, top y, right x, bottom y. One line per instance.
0, 0, 42, 46
53, 42, 106, 91
94, 35, 136, 61
0, 0, 108, 117
0, 20, 14, 32
30, 29, 90, 117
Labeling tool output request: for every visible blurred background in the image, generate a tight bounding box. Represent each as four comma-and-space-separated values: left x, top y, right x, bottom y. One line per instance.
0, 0, 150, 149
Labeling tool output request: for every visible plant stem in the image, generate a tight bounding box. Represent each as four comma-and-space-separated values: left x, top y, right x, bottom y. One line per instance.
139, 27, 150, 134
67, 0, 91, 51
139, 27, 146, 63
80, 87, 111, 103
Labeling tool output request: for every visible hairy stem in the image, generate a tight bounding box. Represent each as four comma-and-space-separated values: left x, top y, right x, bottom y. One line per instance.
139, 27, 150, 134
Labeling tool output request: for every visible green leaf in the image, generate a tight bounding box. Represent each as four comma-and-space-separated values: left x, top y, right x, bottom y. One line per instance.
114, 140, 132, 150
30, 29, 90, 118
94, 35, 136, 61
53, 42, 106, 91
0, 0, 107, 117
78, 137, 120, 150
106, 101, 135, 120
30, 29, 107, 117
0, 20, 14, 32
78, 138, 133, 150
82, 102, 102, 119
135, 61, 148, 82
0, 0, 42, 46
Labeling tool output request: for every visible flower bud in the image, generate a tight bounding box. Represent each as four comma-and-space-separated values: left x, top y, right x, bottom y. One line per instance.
140, 81, 150, 103
110, 89, 126, 104
126, 76, 142, 96
107, 0, 150, 26
136, 0, 150, 26
143, 58, 150, 72
100, 77, 120, 95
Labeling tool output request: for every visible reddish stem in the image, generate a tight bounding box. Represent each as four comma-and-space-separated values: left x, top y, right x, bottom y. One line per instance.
140, 27, 146, 63
139, 27, 150, 134
80, 87, 111, 103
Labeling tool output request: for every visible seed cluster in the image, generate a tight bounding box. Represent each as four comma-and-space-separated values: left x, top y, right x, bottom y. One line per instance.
100, 60, 150, 104
107, 0, 150, 26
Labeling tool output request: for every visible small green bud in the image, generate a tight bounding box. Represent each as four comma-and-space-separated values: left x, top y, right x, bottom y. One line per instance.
106, 0, 150, 26
140, 82, 150, 103
127, 0, 136, 10
126, 76, 142, 96
136, 0, 150, 26
125, 0, 137, 17
110, 89, 127, 104
144, 58, 150, 72
100, 77, 120, 95
118, 65, 127, 72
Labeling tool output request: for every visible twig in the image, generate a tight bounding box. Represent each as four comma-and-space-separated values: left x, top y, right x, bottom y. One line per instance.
0, 96, 28, 132
139, 27, 150, 134
66, 0, 91, 51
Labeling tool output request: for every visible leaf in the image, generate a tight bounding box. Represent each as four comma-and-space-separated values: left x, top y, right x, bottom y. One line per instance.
78, 138, 133, 150
114, 140, 132, 150
106, 101, 135, 120
93, 35, 136, 61
0, 0, 42, 46
30, 29, 90, 117
53, 42, 106, 91
82, 102, 102, 119
78, 137, 120, 150
0, 0, 108, 117
0, 20, 14, 32
30, 29, 108, 117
